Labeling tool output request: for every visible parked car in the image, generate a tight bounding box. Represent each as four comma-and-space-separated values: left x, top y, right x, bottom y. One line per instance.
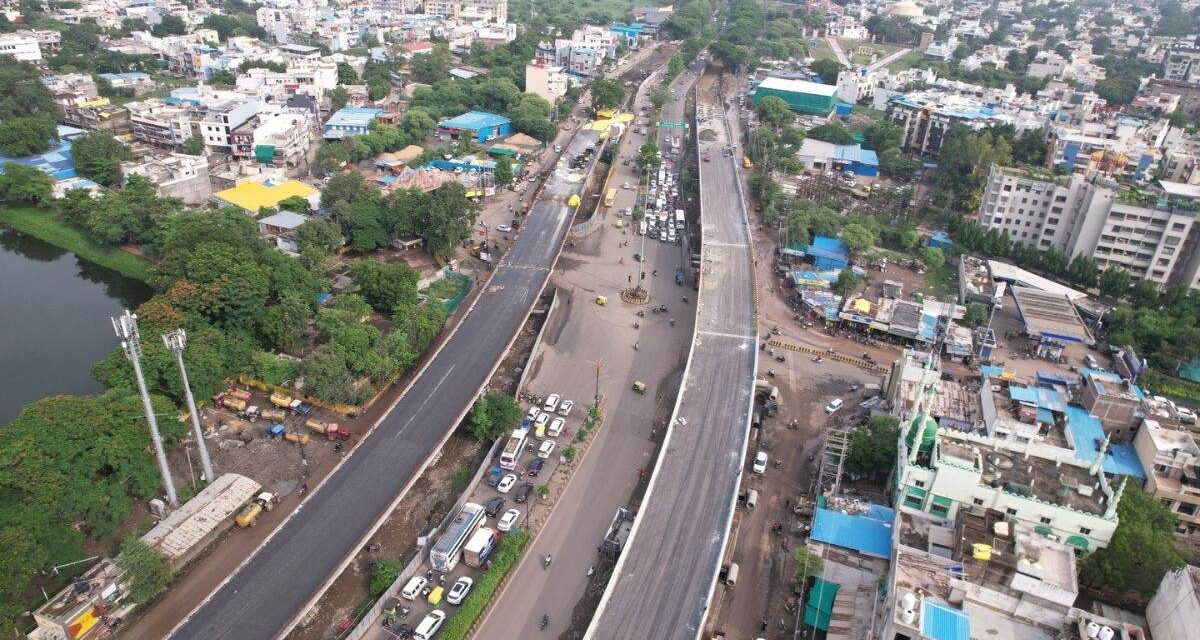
548, 417, 566, 437
543, 394, 561, 413
534, 411, 550, 427
527, 458, 545, 477
515, 482, 533, 503
485, 496, 505, 517
497, 474, 517, 494
557, 400, 574, 417
413, 610, 445, 640
538, 440, 556, 459
526, 405, 540, 421
498, 508, 522, 532
496, 224, 512, 233
825, 398, 844, 414
401, 576, 428, 601
446, 577, 473, 605
752, 451, 768, 474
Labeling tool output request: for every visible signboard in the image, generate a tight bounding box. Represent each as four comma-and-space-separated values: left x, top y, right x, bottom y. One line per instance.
658, 121, 687, 129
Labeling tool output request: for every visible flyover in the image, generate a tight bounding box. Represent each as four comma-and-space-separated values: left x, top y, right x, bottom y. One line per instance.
587, 71, 759, 639
167, 127, 600, 640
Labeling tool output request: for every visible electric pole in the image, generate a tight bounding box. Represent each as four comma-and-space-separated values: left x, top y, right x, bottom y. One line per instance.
163, 329, 215, 484
112, 311, 179, 508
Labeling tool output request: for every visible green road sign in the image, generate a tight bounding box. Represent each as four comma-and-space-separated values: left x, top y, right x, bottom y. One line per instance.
658, 121, 687, 129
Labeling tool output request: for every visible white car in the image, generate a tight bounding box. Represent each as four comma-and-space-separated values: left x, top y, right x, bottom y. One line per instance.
496, 224, 512, 233
557, 400, 574, 417
497, 473, 517, 493
497, 508, 522, 532
548, 417, 566, 437
534, 411, 550, 427
752, 451, 768, 474
825, 398, 844, 414
414, 610, 446, 640
526, 405, 540, 421
543, 394, 561, 413
446, 577, 473, 605
401, 575, 428, 600
538, 440, 557, 459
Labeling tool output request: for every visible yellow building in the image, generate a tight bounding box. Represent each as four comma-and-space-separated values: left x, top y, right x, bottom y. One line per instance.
212, 179, 319, 213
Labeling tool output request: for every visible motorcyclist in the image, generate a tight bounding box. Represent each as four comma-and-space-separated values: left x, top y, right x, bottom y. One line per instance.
541, 614, 550, 629
544, 553, 552, 567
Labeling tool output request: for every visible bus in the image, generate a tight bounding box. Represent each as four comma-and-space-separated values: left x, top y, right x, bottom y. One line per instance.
605, 188, 617, 207
500, 427, 529, 470
675, 209, 686, 230
430, 502, 485, 572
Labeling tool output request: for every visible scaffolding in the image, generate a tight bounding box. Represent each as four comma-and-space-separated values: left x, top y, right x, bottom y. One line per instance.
818, 422, 852, 498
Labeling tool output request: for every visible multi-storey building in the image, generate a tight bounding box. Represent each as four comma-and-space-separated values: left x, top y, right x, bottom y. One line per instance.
978, 167, 1200, 290
886, 93, 1010, 156
195, 99, 260, 155
252, 109, 315, 166
127, 100, 195, 148
1134, 420, 1200, 538
121, 153, 213, 205
1045, 117, 1165, 183
0, 33, 42, 61
64, 100, 132, 137
525, 63, 569, 103
1165, 48, 1200, 84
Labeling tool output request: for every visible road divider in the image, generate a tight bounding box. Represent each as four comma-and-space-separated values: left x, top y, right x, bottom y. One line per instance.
766, 338, 888, 373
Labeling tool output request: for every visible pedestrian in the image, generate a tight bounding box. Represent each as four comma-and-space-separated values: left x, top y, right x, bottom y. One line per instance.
300, 483, 308, 496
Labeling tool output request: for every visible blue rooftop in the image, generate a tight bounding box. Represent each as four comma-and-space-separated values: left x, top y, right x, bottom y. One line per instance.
811, 505, 893, 559
1064, 405, 1145, 479
807, 235, 849, 261
326, 107, 384, 128
922, 601, 971, 640
438, 111, 510, 131
0, 127, 85, 181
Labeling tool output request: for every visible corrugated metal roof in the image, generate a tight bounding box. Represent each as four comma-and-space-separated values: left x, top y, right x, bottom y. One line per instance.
811, 506, 893, 559
141, 473, 261, 563
921, 600, 971, 640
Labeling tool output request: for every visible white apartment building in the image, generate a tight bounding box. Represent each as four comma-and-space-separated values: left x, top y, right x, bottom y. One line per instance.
195, 99, 260, 154
1165, 48, 1200, 83
525, 63, 569, 103
235, 60, 338, 101
0, 33, 42, 61
1045, 116, 1166, 183
978, 167, 1200, 290
128, 100, 196, 147
252, 109, 315, 166
256, 6, 293, 44
1134, 420, 1200, 538
1147, 566, 1200, 640
836, 67, 877, 104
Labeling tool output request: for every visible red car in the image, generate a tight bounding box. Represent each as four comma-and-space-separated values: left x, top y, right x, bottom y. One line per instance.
703, 156, 710, 162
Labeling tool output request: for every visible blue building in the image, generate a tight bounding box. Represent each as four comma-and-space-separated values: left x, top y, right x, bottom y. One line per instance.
437, 111, 513, 143
0, 125, 86, 180
324, 107, 384, 140
805, 236, 850, 271
797, 139, 879, 177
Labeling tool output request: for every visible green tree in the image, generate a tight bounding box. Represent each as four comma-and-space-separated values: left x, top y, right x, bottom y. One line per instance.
0, 57, 57, 121
468, 392, 523, 441
71, 131, 133, 186
349, 259, 419, 313
0, 162, 54, 205
182, 132, 206, 156
1098, 268, 1131, 300
116, 536, 172, 602
209, 68, 236, 85
963, 302, 989, 327
832, 267, 859, 296
399, 108, 437, 141
793, 544, 825, 582
810, 58, 843, 83
755, 96, 793, 129
0, 115, 57, 156
493, 157, 513, 186
1080, 486, 1184, 598
370, 559, 402, 597
649, 85, 671, 109
330, 85, 350, 111
920, 246, 945, 270
637, 141, 661, 170
1129, 278, 1160, 307
508, 93, 555, 141
590, 77, 624, 114
899, 229, 921, 249
840, 222, 875, 253
807, 123, 855, 145
336, 61, 359, 85
844, 415, 900, 479
151, 13, 187, 37
277, 194, 314, 215
1011, 129, 1048, 165
862, 122, 902, 153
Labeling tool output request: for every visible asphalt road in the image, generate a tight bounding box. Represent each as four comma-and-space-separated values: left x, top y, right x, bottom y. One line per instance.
588, 72, 759, 639
168, 132, 597, 640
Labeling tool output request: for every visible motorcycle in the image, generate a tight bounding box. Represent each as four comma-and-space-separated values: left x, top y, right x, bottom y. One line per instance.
541, 615, 550, 630
543, 554, 552, 569
774, 355, 785, 362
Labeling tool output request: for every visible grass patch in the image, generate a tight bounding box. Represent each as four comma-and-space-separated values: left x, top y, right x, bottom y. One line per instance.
888, 50, 928, 72
923, 260, 956, 299
808, 39, 839, 63
441, 529, 530, 640
1141, 370, 1200, 404
0, 206, 153, 281
450, 467, 473, 492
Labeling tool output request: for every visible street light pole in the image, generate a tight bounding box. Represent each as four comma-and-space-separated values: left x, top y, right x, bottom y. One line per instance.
162, 329, 215, 484
112, 311, 179, 508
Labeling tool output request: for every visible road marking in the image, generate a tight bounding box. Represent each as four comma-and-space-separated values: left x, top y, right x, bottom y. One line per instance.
697, 330, 757, 340
396, 364, 457, 437
706, 241, 748, 248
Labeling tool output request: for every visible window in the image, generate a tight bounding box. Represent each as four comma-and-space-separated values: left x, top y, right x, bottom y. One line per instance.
914, 480, 926, 488
1079, 526, 1092, 535
903, 494, 924, 508
1006, 507, 1018, 516
1179, 502, 1198, 516
973, 497, 985, 506
1040, 516, 1053, 525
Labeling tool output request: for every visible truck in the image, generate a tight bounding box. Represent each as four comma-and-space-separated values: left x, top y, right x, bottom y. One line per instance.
269, 392, 294, 409
285, 432, 310, 444
221, 396, 247, 412
462, 527, 498, 569
305, 419, 350, 441
261, 408, 287, 422
227, 388, 252, 402
235, 492, 278, 527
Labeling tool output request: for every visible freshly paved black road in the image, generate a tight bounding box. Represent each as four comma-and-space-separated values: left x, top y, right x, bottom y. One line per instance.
588, 73, 758, 639
168, 135, 592, 640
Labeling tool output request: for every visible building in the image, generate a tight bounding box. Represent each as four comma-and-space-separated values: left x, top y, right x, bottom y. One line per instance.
1045, 116, 1165, 183
978, 168, 1200, 290
139, 474, 261, 569
28, 558, 132, 640
796, 139, 879, 177
63, 100, 132, 136
886, 93, 1010, 156
97, 72, 156, 95
120, 153, 213, 205
1147, 566, 1200, 640
324, 107, 383, 140
0, 33, 42, 61
437, 111, 512, 142
751, 77, 838, 115
525, 63, 570, 103
1134, 421, 1200, 538
253, 110, 315, 166
127, 99, 195, 148
257, 210, 309, 252
212, 178, 319, 213
195, 99, 260, 155
1165, 48, 1200, 84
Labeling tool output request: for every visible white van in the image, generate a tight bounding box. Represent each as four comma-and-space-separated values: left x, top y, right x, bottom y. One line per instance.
825, 398, 844, 414
745, 489, 759, 508
414, 610, 446, 640
401, 575, 428, 600
723, 562, 739, 586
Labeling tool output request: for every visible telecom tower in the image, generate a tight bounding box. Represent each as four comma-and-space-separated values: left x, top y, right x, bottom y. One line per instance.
112, 311, 179, 508
163, 329, 215, 484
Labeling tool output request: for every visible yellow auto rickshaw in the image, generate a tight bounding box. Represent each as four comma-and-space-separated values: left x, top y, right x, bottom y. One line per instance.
595, 295, 608, 306
632, 381, 647, 394
427, 586, 444, 605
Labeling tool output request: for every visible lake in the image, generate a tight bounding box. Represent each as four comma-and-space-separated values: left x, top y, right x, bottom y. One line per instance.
0, 225, 152, 425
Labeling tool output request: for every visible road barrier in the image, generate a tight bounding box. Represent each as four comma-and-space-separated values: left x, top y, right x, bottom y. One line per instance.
766, 338, 889, 373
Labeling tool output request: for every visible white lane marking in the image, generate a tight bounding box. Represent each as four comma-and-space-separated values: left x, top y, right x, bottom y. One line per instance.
706, 242, 748, 248
395, 364, 457, 437
697, 330, 757, 340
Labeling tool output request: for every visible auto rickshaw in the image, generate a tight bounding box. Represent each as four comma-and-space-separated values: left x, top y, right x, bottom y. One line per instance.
427, 586, 444, 605
595, 295, 608, 306
632, 381, 647, 394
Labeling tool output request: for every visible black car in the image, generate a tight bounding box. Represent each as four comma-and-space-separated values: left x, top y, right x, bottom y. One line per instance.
515, 482, 534, 503
485, 496, 505, 517
527, 458, 545, 477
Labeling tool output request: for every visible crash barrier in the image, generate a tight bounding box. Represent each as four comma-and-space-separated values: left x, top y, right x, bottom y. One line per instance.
766, 339, 889, 374
515, 288, 558, 393
340, 437, 506, 640
568, 209, 606, 239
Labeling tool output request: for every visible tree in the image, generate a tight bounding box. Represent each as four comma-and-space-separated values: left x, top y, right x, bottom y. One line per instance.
71, 131, 133, 186
899, 229, 921, 249
1067, 255, 1099, 288
508, 93, 555, 141
468, 392, 523, 441
649, 85, 671, 109
336, 61, 359, 85
755, 96, 793, 129
863, 122, 902, 153
1011, 129, 1047, 165
1098, 268, 1131, 300
810, 58, 843, 84
349, 259, 419, 313
590, 77, 624, 114
963, 303, 989, 327
832, 267, 859, 296
807, 123, 855, 145
1080, 486, 1184, 598
840, 222, 875, 253
181, 132, 206, 156
920, 246, 945, 270
0, 162, 53, 205
844, 415, 900, 479
493, 157, 513, 186
151, 13, 187, 37
209, 68, 236, 86
330, 85, 350, 111
0, 115, 57, 157
116, 536, 172, 603
399, 108, 436, 141
1129, 278, 1160, 308
793, 544, 825, 582
277, 195, 314, 215
370, 559, 402, 597
636, 141, 661, 171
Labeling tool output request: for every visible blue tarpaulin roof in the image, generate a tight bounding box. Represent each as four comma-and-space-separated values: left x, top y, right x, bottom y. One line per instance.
981, 365, 1005, 379
438, 110, 511, 131
922, 601, 971, 640
811, 506, 893, 558
1009, 386, 1039, 404
1082, 368, 1145, 398
806, 235, 849, 262
1037, 370, 1074, 387
1064, 405, 1145, 478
